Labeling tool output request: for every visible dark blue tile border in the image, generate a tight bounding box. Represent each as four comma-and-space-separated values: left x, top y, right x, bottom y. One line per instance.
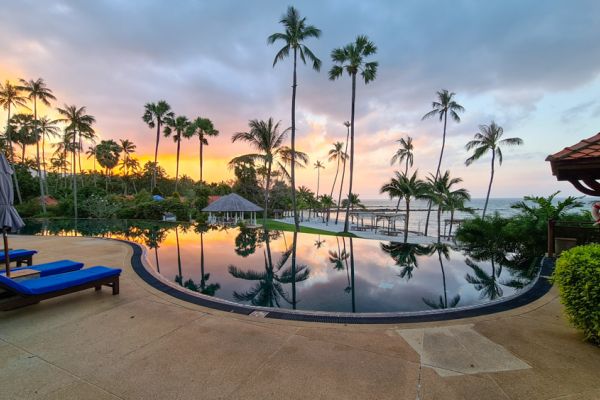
123, 239, 555, 324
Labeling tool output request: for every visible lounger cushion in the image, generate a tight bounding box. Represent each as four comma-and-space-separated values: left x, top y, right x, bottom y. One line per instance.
0, 249, 37, 262
0, 267, 121, 295
12, 260, 84, 277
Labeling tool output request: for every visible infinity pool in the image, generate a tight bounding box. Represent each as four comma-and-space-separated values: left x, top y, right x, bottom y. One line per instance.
20, 219, 539, 314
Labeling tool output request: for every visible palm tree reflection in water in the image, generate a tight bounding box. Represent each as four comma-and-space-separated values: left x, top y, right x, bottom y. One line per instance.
228, 230, 309, 308
380, 242, 430, 281
422, 244, 461, 310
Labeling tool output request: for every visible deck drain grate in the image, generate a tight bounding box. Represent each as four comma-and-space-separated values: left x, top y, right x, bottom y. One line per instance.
249, 311, 269, 318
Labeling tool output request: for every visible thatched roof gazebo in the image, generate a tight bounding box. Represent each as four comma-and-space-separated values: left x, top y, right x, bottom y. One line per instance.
546, 132, 600, 196
202, 193, 263, 225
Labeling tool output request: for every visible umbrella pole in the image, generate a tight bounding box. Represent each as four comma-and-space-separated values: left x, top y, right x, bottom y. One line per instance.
3, 229, 10, 278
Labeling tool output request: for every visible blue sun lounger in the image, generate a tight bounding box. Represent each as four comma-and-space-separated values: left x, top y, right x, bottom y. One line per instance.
11, 260, 84, 277
0, 266, 122, 311
0, 249, 37, 267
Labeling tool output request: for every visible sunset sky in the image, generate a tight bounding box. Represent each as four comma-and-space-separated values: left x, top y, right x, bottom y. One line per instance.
2, 0, 600, 198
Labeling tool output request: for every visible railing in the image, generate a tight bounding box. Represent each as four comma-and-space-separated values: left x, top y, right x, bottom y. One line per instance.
547, 219, 600, 257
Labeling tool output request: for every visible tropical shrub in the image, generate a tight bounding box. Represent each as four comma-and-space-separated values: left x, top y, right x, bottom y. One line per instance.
80, 195, 120, 219
551, 244, 600, 344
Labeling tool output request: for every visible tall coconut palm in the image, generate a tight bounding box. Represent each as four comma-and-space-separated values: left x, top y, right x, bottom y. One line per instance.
119, 139, 137, 195
329, 35, 378, 232
335, 121, 351, 224
188, 117, 219, 183
381, 171, 428, 243
164, 115, 191, 193
328, 142, 346, 200
142, 100, 174, 191
56, 104, 95, 219
95, 139, 121, 191
268, 5, 322, 232
231, 118, 289, 225
85, 144, 98, 186
18, 78, 56, 213
37, 116, 60, 195
0, 81, 28, 162
425, 170, 469, 243
421, 90, 464, 235
313, 160, 324, 220
465, 121, 523, 218
391, 136, 414, 176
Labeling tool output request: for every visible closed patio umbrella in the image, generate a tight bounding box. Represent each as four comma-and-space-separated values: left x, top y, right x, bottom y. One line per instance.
0, 154, 25, 277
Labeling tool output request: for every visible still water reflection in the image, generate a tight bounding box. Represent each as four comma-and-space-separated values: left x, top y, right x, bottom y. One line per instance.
20, 219, 539, 313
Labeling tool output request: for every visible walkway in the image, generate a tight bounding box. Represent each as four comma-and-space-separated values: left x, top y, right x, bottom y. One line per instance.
1, 235, 599, 399
275, 217, 449, 244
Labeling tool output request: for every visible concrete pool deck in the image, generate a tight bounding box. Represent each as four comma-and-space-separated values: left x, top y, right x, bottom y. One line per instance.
0, 235, 599, 400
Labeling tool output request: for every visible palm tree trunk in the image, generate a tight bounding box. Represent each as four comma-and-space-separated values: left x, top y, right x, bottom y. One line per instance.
448, 209, 455, 237
404, 199, 410, 243
315, 168, 320, 221
72, 131, 78, 219
344, 73, 357, 233
290, 47, 299, 231
336, 126, 350, 224
330, 157, 340, 198
152, 121, 161, 191
7, 105, 22, 204
33, 98, 47, 214
263, 161, 272, 224
199, 137, 203, 183
349, 238, 355, 313
425, 111, 448, 236
175, 227, 182, 285
437, 205, 442, 243
482, 150, 495, 218
78, 136, 83, 187
175, 135, 181, 192
200, 232, 205, 290
439, 250, 448, 308
42, 132, 49, 196
291, 230, 298, 309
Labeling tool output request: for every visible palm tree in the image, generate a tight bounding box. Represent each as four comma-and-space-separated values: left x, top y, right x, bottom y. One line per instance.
269, 5, 322, 232
465, 121, 523, 218
188, 117, 219, 183
37, 116, 60, 195
164, 115, 191, 193
421, 90, 464, 235
329, 35, 378, 232
56, 104, 95, 218
444, 191, 472, 237
391, 136, 414, 176
277, 146, 309, 184
335, 121, 351, 224
425, 170, 469, 242
313, 160, 324, 217
0, 80, 28, 162
464, 257, 503, 300
18, 78, 56, 213
328, 141, 346, 201
231, 118, 289, 224
142, 100, 174, 191
119, 139, 137, 195
320, 194, 335, 225
95, 139, 121, 191
381, 171, 428, 243
85, 145, 98, 187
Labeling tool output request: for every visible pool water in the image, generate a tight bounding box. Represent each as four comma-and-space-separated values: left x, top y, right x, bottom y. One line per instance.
19, 219, 538, 313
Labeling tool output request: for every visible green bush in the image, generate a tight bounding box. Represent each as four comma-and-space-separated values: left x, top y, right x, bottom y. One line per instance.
551, 244, 600, 344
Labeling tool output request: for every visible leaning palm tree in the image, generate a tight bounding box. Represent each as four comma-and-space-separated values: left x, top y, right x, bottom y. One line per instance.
231, 118, 289, 223
391, 136, 414, 175
329, 35, 378, 232
0, 80, 29, 162
328, 141, 346, 199
164, 115, 191, 193
465, 121, 523, 218
56, 104, 95, 219
188, 117, 219, 183
142, 100, 174, 191
381, 170, 428, 243
268, 5, 322, 232
18, 78, 56, 214
421, 90, 464, 235
335, 121, 351, 224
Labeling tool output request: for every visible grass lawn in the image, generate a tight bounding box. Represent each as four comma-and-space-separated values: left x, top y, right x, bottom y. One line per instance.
263, 219, 356, 237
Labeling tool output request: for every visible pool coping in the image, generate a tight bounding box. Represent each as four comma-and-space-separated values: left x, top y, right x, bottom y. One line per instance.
122, 238, 556, 324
